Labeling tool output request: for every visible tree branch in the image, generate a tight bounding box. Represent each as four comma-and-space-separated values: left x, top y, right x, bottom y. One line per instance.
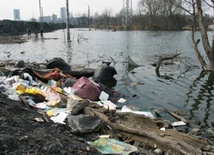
155, 53, 181, 76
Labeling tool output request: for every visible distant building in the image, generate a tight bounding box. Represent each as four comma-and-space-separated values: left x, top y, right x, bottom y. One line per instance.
60, 7, 66, 23
13, 9, 20, 21
42, 16, 52, 23
52, 14, 57, 23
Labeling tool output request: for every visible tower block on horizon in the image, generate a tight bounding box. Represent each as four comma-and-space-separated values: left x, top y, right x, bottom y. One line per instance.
122, 0, 132, 30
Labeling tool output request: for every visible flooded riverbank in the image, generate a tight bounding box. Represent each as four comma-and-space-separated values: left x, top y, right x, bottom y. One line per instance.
0, 29, 213, 129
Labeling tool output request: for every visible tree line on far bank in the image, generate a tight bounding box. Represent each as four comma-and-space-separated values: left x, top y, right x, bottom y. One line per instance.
91, 12, 212, 31
1, 0, 214, 35
0, 13, 212, 36
90, 0, 213, 31
0, 20, 68, 36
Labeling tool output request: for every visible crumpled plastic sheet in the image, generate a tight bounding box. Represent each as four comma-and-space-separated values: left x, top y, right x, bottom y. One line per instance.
88, 138, 138, 155
66, 114, 101, 133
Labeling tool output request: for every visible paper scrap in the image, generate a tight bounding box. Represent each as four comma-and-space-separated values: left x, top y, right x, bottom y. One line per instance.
102, 100, 118, 110
50, 112, 69, 124
171, 121, 186, 127
117, 98, 126, 103
99, 91, 109, 101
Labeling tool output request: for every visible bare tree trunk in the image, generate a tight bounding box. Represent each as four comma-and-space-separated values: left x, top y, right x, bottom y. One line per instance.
66, 0, 71, 43
191, 30, 210, 70
189, 0, 209, 69
180, 0, 214, 70
195, 0, 214, 70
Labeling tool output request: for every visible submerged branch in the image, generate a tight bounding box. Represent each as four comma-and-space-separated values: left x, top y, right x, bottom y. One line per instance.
155, 53, 181, 77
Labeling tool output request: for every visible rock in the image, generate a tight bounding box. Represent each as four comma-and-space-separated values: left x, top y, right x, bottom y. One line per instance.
154, 148, 163, 154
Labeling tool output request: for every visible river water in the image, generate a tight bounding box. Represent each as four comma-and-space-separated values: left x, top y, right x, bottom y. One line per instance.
0, 29, 213, 129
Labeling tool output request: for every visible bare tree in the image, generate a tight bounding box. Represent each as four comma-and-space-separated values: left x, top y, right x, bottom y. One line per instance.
138, 0, 163, 17
181, 0, 214, 70
137, 0, 184, 30
138, 0, 214, 70
101, 8, 112, 27
162, 0, 183, 16
138, 0, 183, 16
195, 0, 214, 70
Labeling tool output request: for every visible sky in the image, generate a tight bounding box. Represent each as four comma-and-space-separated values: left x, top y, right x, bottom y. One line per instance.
0, 0, 139, 20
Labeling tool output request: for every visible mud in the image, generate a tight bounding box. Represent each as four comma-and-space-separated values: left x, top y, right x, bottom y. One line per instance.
0, 92, 101, 155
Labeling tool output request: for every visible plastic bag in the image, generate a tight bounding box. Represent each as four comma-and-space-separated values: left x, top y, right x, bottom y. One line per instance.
88, 138, 138, 155
66, 98, 89, 115
72, 76, 101, 101
66, 114, 101, 133
93, 63, 117, 82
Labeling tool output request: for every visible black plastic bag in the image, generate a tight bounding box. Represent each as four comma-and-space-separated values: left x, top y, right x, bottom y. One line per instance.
66, 114, 101, 133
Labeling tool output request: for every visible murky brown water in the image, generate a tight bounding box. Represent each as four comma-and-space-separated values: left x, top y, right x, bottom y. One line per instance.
0, 29, 213, 128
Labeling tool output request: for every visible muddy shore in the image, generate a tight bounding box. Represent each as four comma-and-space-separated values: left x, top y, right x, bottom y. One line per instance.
0, 92, 102, 155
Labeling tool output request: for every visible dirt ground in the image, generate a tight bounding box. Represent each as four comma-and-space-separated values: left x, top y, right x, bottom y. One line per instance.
0, 92, 102, 155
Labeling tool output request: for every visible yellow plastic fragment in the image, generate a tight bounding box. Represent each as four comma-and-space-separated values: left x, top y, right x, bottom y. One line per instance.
47, 109, 54, 117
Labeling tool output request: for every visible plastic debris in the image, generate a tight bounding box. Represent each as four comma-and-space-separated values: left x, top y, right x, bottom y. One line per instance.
99, 135, 110, 138
88, 138, 138, 155
117, 105, 154, 118
63, 87, 75, 95
46, 108, 67, 117
99, 91, 109, 101
66, 114, 101, 133
72, 76, 101, 101
102, 100, 118, 110
34, 117, 44, 122
0, 84, 6, 92
35, 102, 47, 109
0, 71, 5, 76
117, 98, 126, 103
8, 94, 20, 101
171, 121, 186, 127
66, 98, 89, 115
127, 56, 139, 67
93, 63, 117, 82
50, 112, 69, 124
27, 98, 36, 107
47, 79, 57, 86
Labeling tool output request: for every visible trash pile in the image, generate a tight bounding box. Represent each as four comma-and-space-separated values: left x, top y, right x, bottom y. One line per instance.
0, 58, 155, 155
0, 58, 213, 155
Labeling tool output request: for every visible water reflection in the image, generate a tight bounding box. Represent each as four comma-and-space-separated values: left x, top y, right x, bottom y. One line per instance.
186, 71, 214, 127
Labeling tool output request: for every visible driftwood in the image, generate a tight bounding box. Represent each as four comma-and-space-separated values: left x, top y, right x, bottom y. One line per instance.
83, 105, 211, 154
165, 110, 200, 125
34, 68, 95, 79
155, 53, 181, 77
0, 67, 95, 80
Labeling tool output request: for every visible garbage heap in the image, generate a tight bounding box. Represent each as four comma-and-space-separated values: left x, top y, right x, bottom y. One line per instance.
0, 58, 211, 155
0, 58, 148, 155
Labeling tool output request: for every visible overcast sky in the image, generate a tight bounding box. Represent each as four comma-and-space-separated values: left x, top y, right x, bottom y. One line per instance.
0, 0, 139, 20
